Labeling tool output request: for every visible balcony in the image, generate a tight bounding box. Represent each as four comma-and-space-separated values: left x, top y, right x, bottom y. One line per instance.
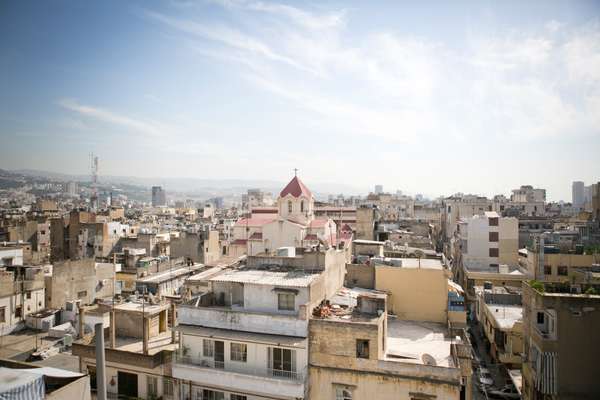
173, 354, 305, 399
177, 305, 308, 337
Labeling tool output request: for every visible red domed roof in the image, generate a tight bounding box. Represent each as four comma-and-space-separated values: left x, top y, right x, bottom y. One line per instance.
280, 176, 312, 198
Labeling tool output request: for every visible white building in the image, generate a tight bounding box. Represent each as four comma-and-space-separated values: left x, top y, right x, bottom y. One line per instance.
173, 248, 346, 400
0, 246, 24, 267
0, 265, 46, 335
455, 211, 518, 268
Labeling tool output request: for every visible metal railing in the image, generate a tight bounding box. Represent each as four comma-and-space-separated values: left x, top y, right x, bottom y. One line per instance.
175, 354, 304, 382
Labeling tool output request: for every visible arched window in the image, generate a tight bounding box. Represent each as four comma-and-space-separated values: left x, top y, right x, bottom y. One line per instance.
288, 201, 293, 213
300, 200, 304, 212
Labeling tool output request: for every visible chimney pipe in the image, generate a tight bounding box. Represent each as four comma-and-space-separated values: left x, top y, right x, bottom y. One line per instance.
171, 302, 177, 343
142, 315, 149, 355
109, 308, 116, 349
78, 304, 85, 338
95, 323, 107, 400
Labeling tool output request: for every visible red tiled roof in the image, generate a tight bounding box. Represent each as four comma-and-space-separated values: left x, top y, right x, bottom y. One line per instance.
231, 239, 247, 245
249, 232, 263, 240
234, 217, 276, 227
309, 219, 329, 228
280, 176, 312, 198
251, 207, 277, 214
304, 234, 318, 241
340, 223, 353, 232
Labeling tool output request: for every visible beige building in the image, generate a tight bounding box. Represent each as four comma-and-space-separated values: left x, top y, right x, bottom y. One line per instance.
523, 243, 600, 285
474, 286, 523, 368
72, 301, 177, 400
521, 281, 600, 399
375, 258, 450, 323
309, 288, 472, 400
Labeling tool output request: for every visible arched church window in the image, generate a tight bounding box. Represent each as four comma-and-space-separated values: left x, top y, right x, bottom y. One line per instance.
301, 200, 304, 212
288, 201, 293, 213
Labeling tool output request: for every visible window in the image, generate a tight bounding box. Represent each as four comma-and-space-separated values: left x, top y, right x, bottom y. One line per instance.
301, 201, 304, 212
77, 290, 87, 298
230, 342, 247, 362
544, 265, 552, 275
336, 387, 353, 400
15, 305, 22, 318
489, 217, 499, 226
0, 306, 5, 323
489, 232, 499, 242
558, 266, 568, 276
537, 312, 545, 324
230, 395, 247, 400
269, 347, 296, 377
203, 339, 214, 357
278, 293, 295, 311
26, 291, 32, 299
356, 339, 370, 358
202, 389, 224, 400
147, 376, 158, 399
288, 201, 293, 213
489, 248, 499, 257
162, 377, 174, 398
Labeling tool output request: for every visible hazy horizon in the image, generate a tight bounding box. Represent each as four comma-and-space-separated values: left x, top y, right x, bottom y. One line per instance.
2, 1, 599, 202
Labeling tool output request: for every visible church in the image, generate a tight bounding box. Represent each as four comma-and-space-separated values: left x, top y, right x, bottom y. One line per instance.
229, 175, 350, 257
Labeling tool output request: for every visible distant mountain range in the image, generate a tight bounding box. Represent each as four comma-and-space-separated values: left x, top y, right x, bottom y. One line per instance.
3, 168, 367, 198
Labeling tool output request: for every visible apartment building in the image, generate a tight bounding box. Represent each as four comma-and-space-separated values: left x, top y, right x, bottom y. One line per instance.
474, 286, 523, 368
523, 235, 600, 285
442, 195, 493, 242
45, 259, 115, 309
309, 288, 472, 400
0, 264, 46, 335
73, 300, 177, 399
455, 212, 518, 268
522, 281, 600, 399
172, 247, 346, 400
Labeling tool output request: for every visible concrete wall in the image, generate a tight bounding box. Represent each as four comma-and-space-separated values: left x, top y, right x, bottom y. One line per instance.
47, 259, 115, 308
345, 263, 375, 289
356, 207, 375, 240
178, 306, 309, 337
309, 317, 461, 400
375, 266, 447, 323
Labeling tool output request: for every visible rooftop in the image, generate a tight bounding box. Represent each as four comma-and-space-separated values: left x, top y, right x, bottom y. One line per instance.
136, 264, 204, 283
280, 175, 312, 198
485, 304, 522, 329
210, 268, 319, 287
373, 257, 443, 270
385, 319, 454, 367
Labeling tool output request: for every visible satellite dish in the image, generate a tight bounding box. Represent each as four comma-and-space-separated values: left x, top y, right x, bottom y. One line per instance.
422, 353, 437, 366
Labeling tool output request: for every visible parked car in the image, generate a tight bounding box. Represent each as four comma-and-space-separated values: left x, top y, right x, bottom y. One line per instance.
487, 385, 520, 399
478, 368, 494, 386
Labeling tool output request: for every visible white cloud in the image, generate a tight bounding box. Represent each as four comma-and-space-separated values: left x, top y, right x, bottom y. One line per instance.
58, 99, 165, 138
143, 3, 600, 150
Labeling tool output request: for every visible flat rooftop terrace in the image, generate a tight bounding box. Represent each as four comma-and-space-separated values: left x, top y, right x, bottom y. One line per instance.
485, 304, 523, 329
385, 319, 454, 367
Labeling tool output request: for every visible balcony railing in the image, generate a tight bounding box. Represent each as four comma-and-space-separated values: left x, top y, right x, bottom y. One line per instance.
175, 354, 304, 382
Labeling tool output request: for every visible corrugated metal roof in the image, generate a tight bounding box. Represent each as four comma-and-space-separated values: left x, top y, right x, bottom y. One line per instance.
209, 269, 319, 287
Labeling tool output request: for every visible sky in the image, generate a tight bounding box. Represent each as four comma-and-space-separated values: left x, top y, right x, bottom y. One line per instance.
1, 0, 600, 201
